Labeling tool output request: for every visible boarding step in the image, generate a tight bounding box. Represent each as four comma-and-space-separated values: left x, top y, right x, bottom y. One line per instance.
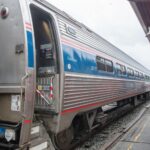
30, 121, 55, 150
30, 122, 41, 139
34, 106, 57, 115
30, 138, 48, 150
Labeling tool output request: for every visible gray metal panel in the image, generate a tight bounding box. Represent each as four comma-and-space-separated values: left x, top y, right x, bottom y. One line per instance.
0, 0, 25, 85
0, 86, 24, 93
0, 95, 23, 122
63, 73, 147, 111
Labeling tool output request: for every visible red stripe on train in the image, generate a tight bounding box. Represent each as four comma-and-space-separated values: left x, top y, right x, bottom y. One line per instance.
61, 37, 111, 59
61, 100, 107, 115
25, 22, 32, 30
24, 120, 32, 124
61, 37, 98, 54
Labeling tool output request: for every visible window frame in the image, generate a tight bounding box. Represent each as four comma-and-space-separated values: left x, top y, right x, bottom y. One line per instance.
127, 67, 134, 77
96, 56, 113, 73
134, 71, 139, 78
116, 63, 126, 76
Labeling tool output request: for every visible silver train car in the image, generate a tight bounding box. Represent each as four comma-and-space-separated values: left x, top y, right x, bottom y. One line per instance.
0, 0, 150, 149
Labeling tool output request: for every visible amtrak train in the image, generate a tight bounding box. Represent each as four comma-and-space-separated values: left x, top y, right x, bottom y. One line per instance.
0, 0, 150, 149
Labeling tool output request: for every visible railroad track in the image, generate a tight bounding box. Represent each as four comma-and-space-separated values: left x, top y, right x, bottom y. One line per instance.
102, 103, 150, 150
74, 100, 149, 150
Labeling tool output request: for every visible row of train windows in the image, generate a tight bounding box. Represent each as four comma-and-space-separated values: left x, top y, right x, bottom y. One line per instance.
96, 56, 150, 80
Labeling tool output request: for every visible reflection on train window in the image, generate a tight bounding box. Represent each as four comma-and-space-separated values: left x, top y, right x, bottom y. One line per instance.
145, 75, 149, 81
134, 71, 139, 78
127, 67, 134, 76
105, 60, 113, 72
139, 72, 144, 79
96, 57, 105, 71
96, 56, 113, 73
116, 63, 126, 75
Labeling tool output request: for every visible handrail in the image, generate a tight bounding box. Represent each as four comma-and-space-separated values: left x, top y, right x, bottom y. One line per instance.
21, 73, 29, 102
36, 89, 50, 105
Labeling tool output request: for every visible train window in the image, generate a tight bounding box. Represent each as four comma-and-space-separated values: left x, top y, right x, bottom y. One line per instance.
116, 64, 121, 74
116, 63, 126, 75
96, 56, 113, 73
127, 68, 134, 76
139, 72, 144, 79
145, 75, 150, 81
134, 71, 139, 78
96, 56, 105, 71
105, 60, 113, 72
145, 75, 149, 80
144, 74, 146, 80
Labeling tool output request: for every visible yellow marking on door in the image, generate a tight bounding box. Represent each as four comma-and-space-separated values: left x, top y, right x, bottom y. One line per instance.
38, 85, 42, 90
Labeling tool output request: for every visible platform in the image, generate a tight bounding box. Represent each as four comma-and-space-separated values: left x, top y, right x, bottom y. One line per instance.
112, 107, 150, 150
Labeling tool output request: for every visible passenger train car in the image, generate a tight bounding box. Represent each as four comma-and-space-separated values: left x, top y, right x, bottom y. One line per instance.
0, 0, 150, 149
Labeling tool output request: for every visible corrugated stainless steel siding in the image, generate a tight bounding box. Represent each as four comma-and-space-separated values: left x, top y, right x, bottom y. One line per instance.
63, 73, 146, 110
57, 17, 150, 75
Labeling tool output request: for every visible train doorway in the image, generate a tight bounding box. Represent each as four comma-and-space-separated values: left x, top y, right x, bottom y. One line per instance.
30, 5, 59, 112
30, 5, 57, 76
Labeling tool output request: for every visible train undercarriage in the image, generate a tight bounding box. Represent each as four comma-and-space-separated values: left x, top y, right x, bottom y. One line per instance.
32, 92, 150, 150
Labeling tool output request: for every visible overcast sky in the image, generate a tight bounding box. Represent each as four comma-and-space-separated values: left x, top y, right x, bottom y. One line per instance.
47, 0, 150, 69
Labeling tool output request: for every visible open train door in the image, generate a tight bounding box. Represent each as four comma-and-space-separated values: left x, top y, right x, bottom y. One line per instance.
0, 0, 35, 149
30, 3, 59, 112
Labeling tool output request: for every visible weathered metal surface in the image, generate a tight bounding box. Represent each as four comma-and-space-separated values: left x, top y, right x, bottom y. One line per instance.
0, 0, 25, 85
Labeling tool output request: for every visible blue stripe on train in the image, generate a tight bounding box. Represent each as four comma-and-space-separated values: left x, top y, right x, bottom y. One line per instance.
62, 44, 143, 81
27, 31, 34, 68
63, 44, 116, 78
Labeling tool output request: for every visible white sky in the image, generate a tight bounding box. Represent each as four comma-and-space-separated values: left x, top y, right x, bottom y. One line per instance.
47, 0, 150, 69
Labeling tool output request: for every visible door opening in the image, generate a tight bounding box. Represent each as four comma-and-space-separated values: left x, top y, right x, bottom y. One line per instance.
30, 5, 57, 77
30, 5, 59, 110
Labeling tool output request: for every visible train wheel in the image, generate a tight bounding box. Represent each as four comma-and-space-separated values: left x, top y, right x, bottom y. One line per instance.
54, 126, 74, 150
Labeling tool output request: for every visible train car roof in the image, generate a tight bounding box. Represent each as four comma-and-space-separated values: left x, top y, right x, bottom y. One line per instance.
34, 0, 150, 75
